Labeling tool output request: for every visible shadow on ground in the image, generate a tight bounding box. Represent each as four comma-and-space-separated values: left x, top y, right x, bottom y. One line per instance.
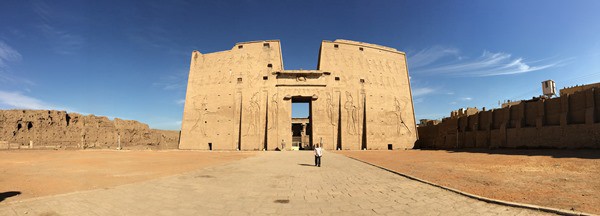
297, 163, 316, 167
0, 191, 21, 202
434, 148, 600, 159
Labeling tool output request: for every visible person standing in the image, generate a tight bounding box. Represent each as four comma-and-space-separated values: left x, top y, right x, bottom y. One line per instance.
314, 143, 323, 167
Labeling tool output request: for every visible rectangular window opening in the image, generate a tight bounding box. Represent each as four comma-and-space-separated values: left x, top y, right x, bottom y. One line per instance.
334, 44, 339, 49
360, 79, 365, 83
263, 43, 270, 48
237, 78, 242, 83
238, 45, 243, 49
335, 77, 340, 81
359, 47, 364, 51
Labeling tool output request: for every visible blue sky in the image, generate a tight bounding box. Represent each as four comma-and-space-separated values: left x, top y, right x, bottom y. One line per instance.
1, 0, 599, 130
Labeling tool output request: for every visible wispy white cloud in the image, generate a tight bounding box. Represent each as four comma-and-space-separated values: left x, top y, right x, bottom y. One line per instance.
154, 70, 188, 90
412, 87, 436, 97
0, 41, 34, 85
176, 99, 185, 105
0, 41, 22, 68
0, 92, 132, 122
408, 46, 460, 68
0, 91, 53, 110
32, 0, 53, 23
460, 97, 473, 101
37, 23, 84, 55
411, 47, 568, 77
0, 90, 78, 113
32, 1, 85, 55
125, 21, 188, 57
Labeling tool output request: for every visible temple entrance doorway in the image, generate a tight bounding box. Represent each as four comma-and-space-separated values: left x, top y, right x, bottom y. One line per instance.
291, 97, 313, 150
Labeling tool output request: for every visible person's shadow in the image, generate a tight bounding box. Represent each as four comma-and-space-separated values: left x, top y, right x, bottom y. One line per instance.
0, 191, 21, 202
298, 163, 315, 167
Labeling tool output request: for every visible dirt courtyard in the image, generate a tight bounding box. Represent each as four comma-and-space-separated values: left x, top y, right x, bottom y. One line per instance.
340, 149, 600, 214
0, 150, 255, 202
1, 149, 598, 214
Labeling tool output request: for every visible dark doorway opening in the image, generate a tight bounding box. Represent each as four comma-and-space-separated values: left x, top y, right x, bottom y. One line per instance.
388, 144, 393, 150
291, 97, 313, 150
208, 143, 213, 150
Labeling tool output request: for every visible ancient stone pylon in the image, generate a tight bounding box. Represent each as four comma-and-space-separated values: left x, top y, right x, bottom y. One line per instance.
180, 39, 417, 150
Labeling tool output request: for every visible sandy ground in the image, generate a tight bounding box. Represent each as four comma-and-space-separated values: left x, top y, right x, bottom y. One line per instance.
339, 149, 600, 214
0, 150, 255, 202
2, 149, 598, 214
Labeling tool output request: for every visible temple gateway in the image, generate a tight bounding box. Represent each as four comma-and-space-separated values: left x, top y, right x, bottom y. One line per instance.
180, 39, 417, 150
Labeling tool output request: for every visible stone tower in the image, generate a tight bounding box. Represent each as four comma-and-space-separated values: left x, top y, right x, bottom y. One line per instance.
180, 39, 417, 150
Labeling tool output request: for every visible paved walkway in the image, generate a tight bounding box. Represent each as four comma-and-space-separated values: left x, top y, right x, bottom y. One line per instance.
0, 151, 551, 215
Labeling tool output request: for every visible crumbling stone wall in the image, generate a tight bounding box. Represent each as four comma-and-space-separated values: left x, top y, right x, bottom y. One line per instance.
417, 88, 600, 149
0, 110, 179, 150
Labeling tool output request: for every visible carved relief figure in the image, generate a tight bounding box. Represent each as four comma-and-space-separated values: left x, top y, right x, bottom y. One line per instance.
385, 76, 392, 87
190, 95, 208, 136
326, 92, 335, 126
268, 93, 278, 130
228, 69, 234, 83
385, 60, 392, 73
180, 40, 418, 150
394, 97, 411, 135
358, 57, 365, 70
246, 92, 260, 135
344, 91, 357, 135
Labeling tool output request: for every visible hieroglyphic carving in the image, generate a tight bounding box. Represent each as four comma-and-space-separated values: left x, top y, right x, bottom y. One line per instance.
357, 57, 363, 70
246, 92, 260, 135
385, 59, 392, 73
326, 92, 335, 126
218, 70, 226, 84
375, 59, 382, 72
385, 76, 392, 88
190, 95, 208, 136
268, 93, 278, 130
394, 97, 411, 135
181, 40, 417, 150
228, 69, 234, 83
344, 91, 358, 135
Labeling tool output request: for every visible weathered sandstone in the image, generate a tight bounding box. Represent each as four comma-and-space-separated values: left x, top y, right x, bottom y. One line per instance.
0, 110, 179, 150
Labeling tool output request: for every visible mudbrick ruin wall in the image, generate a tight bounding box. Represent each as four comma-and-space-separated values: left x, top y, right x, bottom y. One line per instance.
0, 110, 179, 150
418, 88, 600, 149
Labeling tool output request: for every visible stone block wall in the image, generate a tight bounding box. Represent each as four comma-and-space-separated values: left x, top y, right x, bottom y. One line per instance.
417, 88, 600, 149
